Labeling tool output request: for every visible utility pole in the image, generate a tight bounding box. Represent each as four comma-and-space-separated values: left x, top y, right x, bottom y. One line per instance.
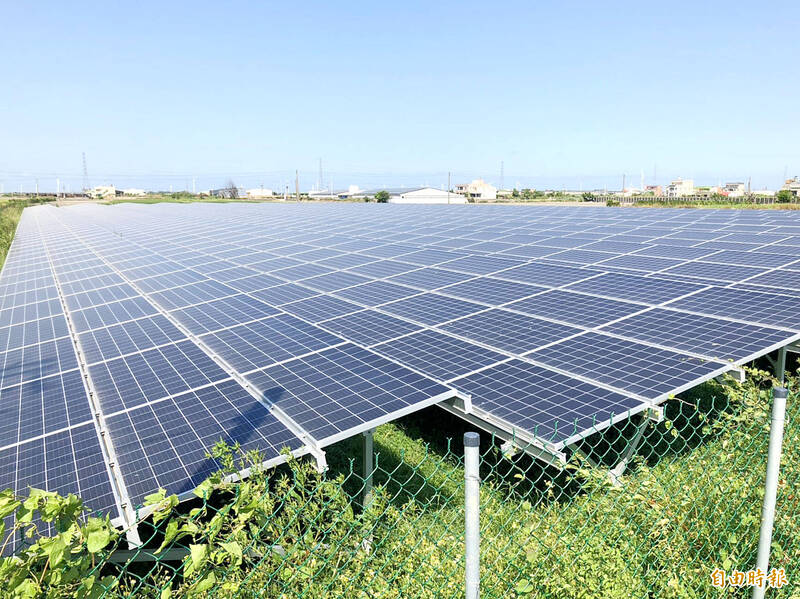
500, 161, 504, 191
192, 177, 196, 195
622, 174, 626, 192
35, 179, 39, 197
448, 171, 451, 204
82, 152, 90, 192
56, 178, 60, 197
318, 158, 323, 192
295, 169, 299, 201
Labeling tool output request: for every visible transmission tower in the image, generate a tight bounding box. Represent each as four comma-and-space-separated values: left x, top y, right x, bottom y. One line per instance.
82, 152, 90, 192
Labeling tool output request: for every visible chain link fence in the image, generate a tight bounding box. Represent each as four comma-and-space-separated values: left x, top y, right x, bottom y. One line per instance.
2, 368, 798, 598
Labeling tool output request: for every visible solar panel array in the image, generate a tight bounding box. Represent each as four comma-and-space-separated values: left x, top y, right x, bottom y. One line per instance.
3, 202, 800, 544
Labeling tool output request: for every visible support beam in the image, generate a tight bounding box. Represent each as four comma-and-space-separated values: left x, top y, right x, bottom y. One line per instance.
776, 346, 787, 384
608, 417, 650, 484
568, 415, 651, 487
362, 429, 375, 508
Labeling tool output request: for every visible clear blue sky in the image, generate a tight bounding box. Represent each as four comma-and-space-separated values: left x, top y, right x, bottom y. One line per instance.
1, 1, 798, 192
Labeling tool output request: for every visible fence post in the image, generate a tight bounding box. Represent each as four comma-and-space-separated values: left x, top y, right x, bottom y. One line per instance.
752, 387, 788, 599
464, 432, 480, 599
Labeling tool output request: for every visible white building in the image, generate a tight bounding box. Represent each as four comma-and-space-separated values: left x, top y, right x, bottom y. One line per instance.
665, 178, 694, 197
453, 179, 497, 200
246, 188, 274, 199
387, 187, 467, 204
723, 182, 746, 197
88, 185, 118, 199
121, 188, 146, 197
782, 177, 800, 197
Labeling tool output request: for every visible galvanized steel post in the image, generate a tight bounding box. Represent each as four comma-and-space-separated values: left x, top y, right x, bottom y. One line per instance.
464, 432, 480, 599
752, 387, 788, 599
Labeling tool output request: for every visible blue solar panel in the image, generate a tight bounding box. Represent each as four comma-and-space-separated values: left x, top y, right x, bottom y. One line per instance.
599, 308, 796, 362
387, 267, 474, 290
666, 287, 800, 330
526, 332, 726, 400
333, 280, 419, 305
565, 272, 707, 304
200, 314, 344, 373
5, 201, 800, 537
88, 340, 230, 413
105, 380, 303, 503
319, 309, 423, 346
380, 293, 484, 326
170, 294, 281, 334
372, 330, 506, 381
247, 344, 452, 444
452, 359, 644, 445
507, 289, 644, 327
281, 294, 364, 323
496, 262, 598, 287
439, 277, 545, 305
441, 309, 583, 354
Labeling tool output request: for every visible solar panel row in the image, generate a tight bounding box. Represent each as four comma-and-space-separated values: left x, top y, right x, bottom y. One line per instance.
2, 202, 800, 549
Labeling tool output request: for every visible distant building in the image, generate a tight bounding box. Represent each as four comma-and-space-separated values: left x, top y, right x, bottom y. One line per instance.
88, 185, 118, 199
665, 178, 694, 197
454, 179, 497, 200
210, 187, 246, 199
644, 185, 662, 195
723, 182, 746, 197
496, 189, 514, 199
382, 187, 467, 204
121, 188, 146, 197
246, 188, 274, 199
782, 177, 800, 197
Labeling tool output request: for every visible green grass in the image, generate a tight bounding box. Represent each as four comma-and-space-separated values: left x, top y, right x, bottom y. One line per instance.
219, 374, 799, 598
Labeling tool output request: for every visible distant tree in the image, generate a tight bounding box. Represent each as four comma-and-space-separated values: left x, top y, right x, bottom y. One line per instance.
511, 188, 520, 198
374, 190, 390, 203
777, 189, 794, 203
581, 192, 595, 202
224, 179, 239, 199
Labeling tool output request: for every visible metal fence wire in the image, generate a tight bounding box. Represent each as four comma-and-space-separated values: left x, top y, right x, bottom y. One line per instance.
1, 368, 797, 598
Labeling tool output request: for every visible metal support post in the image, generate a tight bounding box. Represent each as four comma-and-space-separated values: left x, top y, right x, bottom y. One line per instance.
776, 346, 787, 384
608, 417, 650, 484
362, 429, 375, 508
752, 387, 788, 599
464, 432, 480, 599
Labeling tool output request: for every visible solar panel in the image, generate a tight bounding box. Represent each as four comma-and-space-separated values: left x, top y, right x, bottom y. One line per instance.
441, 308, 583, 354
248, 343, 453, 445
4, 202, 800, 539
526, 332, 728, 400
451, 360, 643, 446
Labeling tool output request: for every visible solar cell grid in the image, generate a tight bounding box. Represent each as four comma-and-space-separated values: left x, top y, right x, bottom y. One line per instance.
5, 201, 800, 533
507, 289, 645, 328
372, 329, 507, 382
380, 292, 485, 325
451, 360, 643, 445
319, 309, 423, 346
565, 272, 707, 304
248, 343, 452, 444
200, 313, 344, 373
441, 308, 583, 354
526, 332, 727, 400
439, 277, 544, 305
88, 339, 230, 414
496, 262, 599, 287
333, 280, 419, 305
599, 308, 796, 362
